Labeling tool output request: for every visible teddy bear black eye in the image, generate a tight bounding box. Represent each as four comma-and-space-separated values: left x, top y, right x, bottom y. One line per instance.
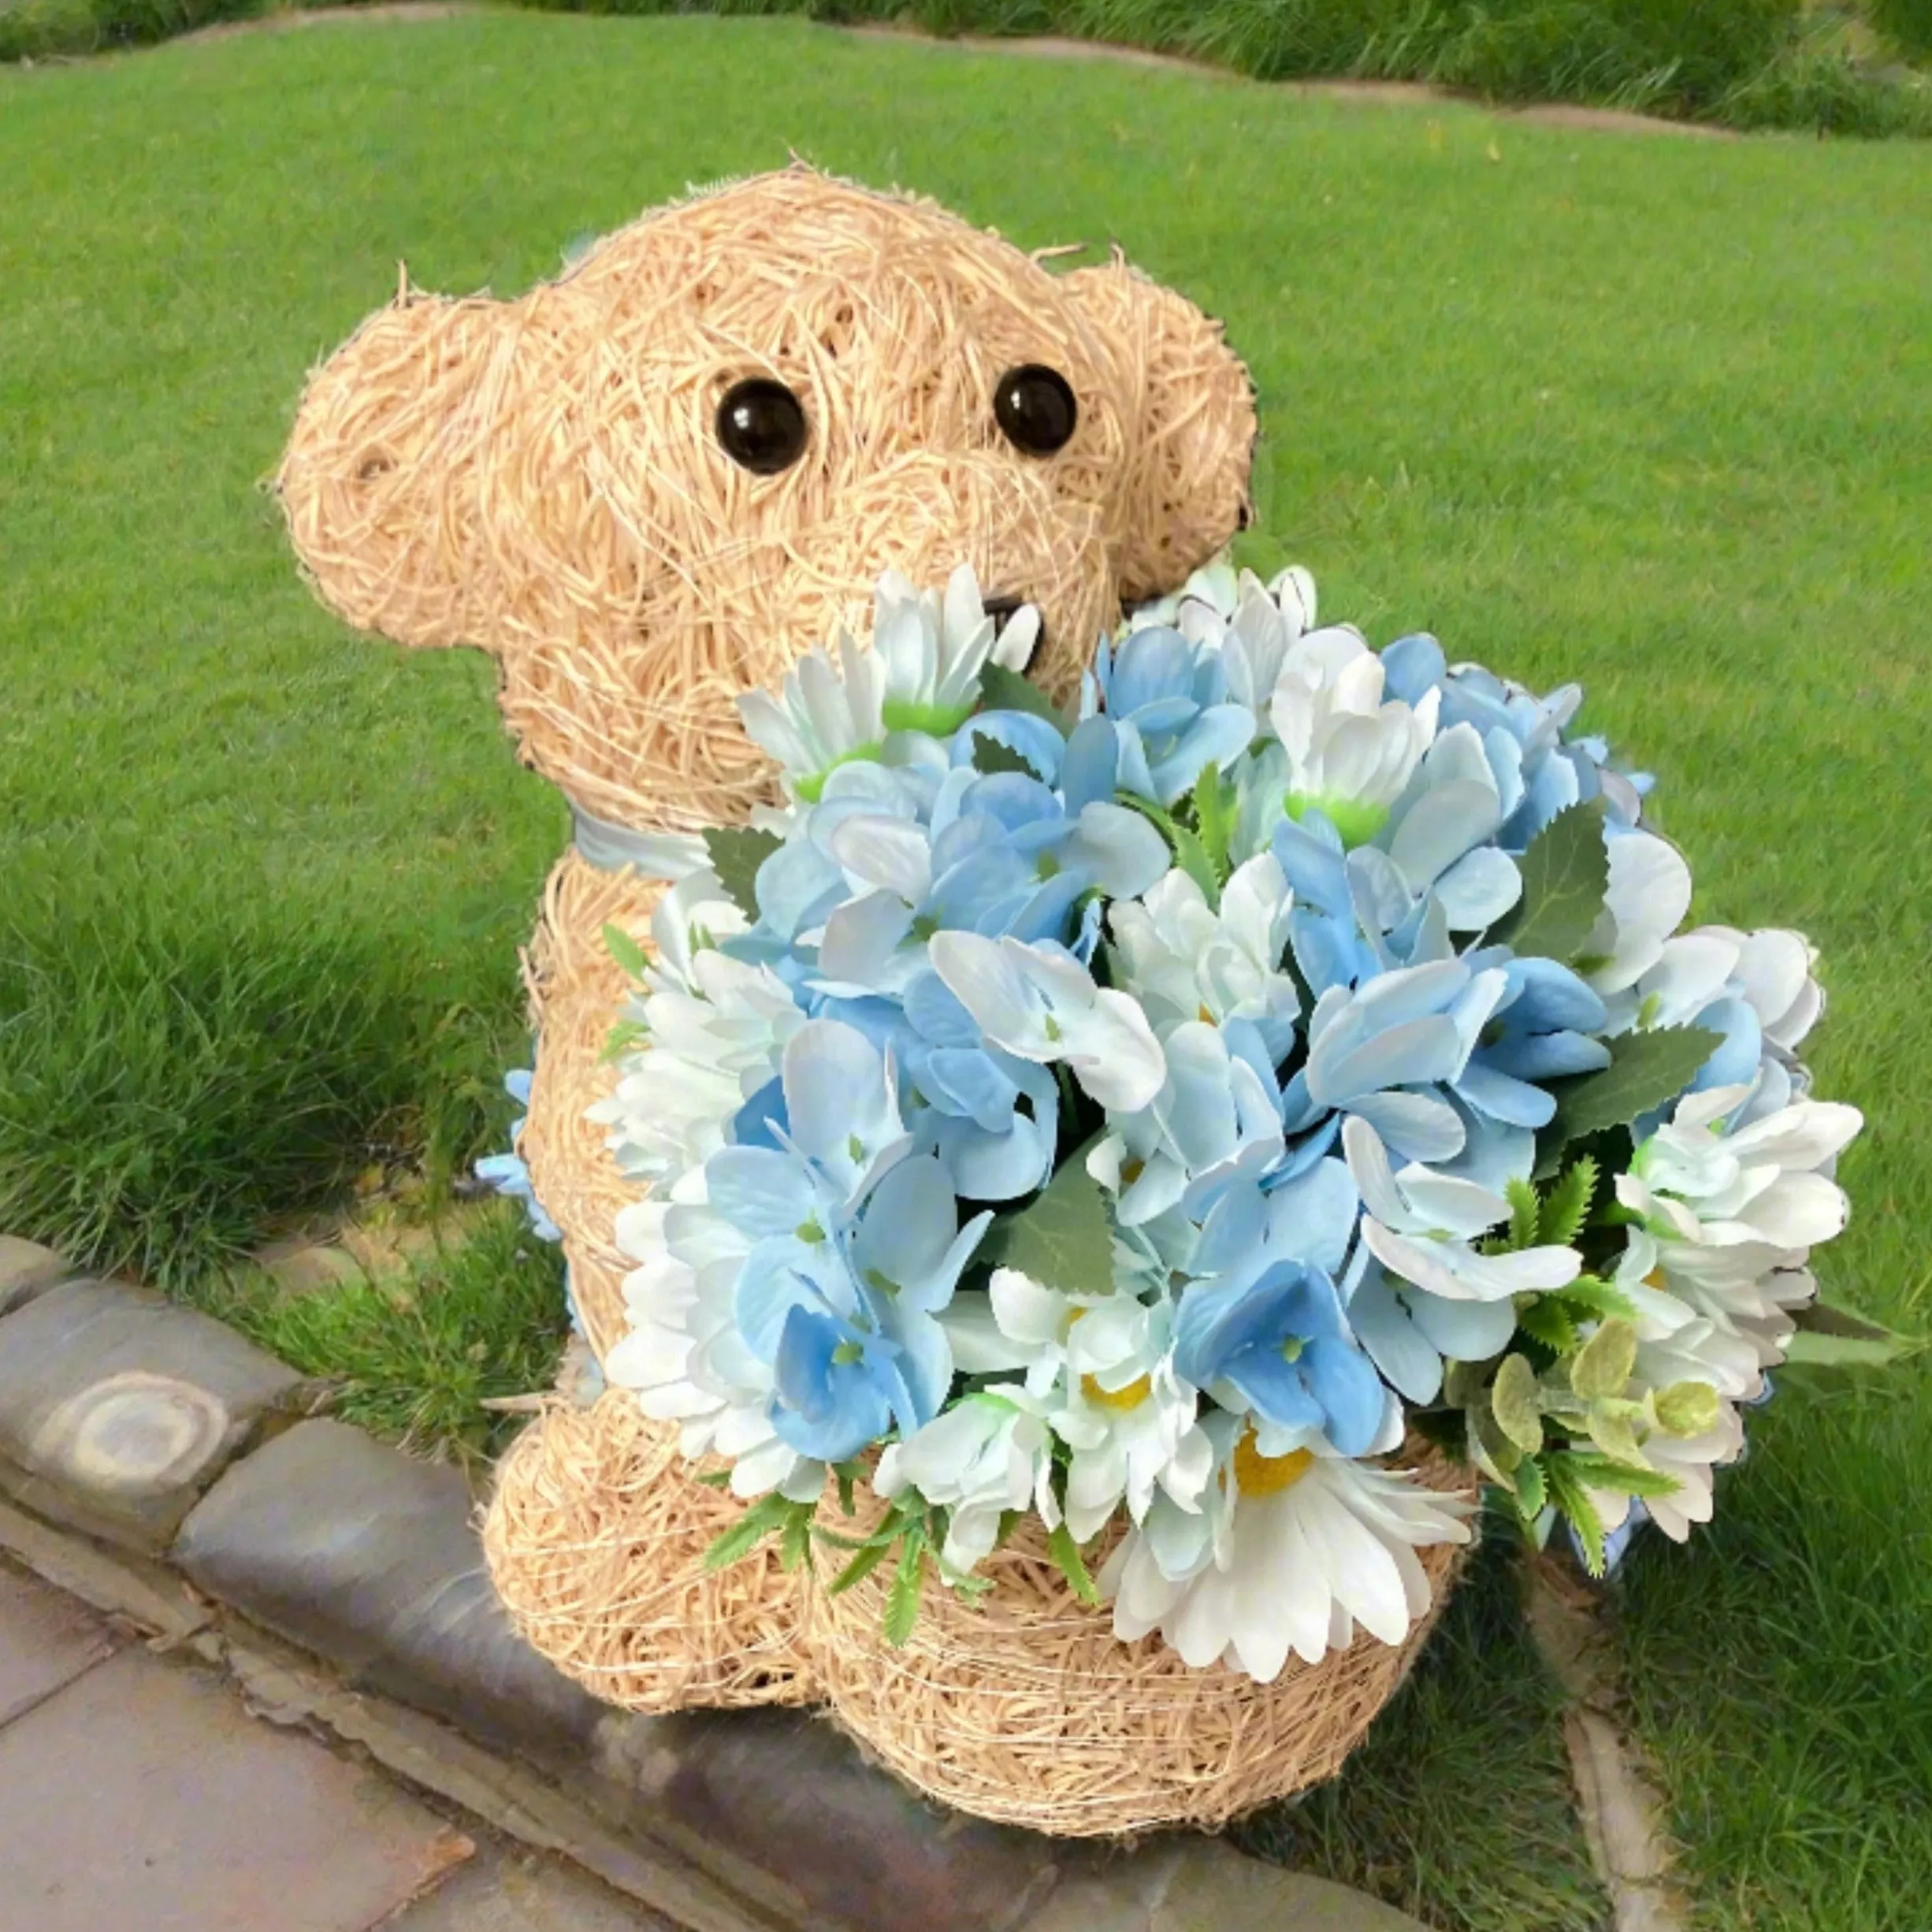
994, 365, 1078, 457
715, 377, 808, 476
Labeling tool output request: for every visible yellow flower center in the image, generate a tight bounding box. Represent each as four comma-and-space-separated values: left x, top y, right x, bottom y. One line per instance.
1233, 1432, 1315, 1496
1644, 1267, 1667, 1290
1081, 1372, 1152, 1412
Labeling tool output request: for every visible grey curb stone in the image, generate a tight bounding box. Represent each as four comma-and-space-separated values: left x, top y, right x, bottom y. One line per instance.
0, 1278, 310, 1548
173, 1417, 606, 1758
588, 1704, 1073, 1932
0, 1237, 73, 1318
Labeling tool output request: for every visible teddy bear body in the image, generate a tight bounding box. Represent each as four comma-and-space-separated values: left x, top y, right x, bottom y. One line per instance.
272, 170, 1471, 1837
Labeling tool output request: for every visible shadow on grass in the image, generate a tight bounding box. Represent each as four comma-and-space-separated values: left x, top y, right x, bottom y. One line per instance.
1234, 1509, 1611, 1932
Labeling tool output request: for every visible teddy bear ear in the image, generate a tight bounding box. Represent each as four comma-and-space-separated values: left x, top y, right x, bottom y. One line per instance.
1061, 254, 1258, 607
277, 284, 504, 652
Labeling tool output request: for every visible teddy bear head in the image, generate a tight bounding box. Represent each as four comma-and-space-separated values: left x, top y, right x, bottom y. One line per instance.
278, 167, 1256, 831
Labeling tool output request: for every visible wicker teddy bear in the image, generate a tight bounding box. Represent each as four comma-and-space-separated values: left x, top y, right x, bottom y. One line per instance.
278, 168, 1459, 1835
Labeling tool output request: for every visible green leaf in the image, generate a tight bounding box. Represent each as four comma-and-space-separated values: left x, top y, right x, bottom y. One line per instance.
834, 1465, 857, 1517
1515, 1295, 1580, 1354
1492, 1352, 1546, 1455
1554, 1451, 1684, 1502
1570, 1317, 1637, 1400
692, 1468, 733, 1489
778, 1503, 814, 1572
971, 735, 1045, 778
601, 921, 650, 979
1491, 797, 1610, 964
702, 1492, 791, 1571
1514, 1454, 1547, 1521
882, 1529, 927, 1647
1584, 1406, 1648, 1466
978, 664, 1071, 738
1046, 1523, 1103, 1607
827, 1535, 895, 1596
1536, 1026, 1725, 1175
1782, 1303, 1924, 1373
1553, 1273, 1638, 1321
1504, 1177, 1540, 1253
1652, 1379, 1722, 1437
598, 1017, 650, 1066
1541, 1455, 1607, 1577
977, 1142, 1114, 1297
702, 826, 783, 921
1192, 764, 1238, 882
1538, 1156, 1599, 1248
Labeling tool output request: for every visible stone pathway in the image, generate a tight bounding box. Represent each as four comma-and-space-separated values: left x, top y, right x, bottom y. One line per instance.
0, 1555, 667, 1930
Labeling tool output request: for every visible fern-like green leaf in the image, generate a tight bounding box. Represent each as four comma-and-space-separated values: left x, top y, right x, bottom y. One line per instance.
827, 1535, 895, 1597
882, 1528, 928, 1646
1516, 1295, 1580, 1354
1505, 1176, 1541, 1253
702, 1492, 792, 1571
1538, 1155, 1599, 1248
1541, 1455, 1607, 1578
1555, 1451, 1685, 1501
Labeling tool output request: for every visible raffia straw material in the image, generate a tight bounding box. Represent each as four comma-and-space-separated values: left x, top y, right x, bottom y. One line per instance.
813, 1449, 1473, 1837
277, 166, 1256, 837
514, 849, 659, 1365
484, 1391, 822, 1710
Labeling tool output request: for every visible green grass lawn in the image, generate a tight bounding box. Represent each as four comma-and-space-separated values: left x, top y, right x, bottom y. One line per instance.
2, 13, 1929, 1927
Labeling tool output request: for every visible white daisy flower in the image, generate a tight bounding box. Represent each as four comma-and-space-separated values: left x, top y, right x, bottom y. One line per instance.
874, 563, 1039, 736
1108, 855, 1302, 1057
1104, 1421, 1473, 1681
1588, 1399, 1746, 1546
1045, 1295, 1213, 1540
1269, 626, 1441, 849
1611, 1083, 1861, 1388
873, 1389, 1058, 1573
589, 873, 804, 1191
739, 566, 1038, 801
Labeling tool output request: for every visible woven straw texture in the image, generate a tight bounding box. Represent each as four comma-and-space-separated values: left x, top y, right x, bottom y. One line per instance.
813, 1453, 1471, 1837
484, 1392, 821, 1710
277, 165, 1255, 836
515, 849, 659, 1365
485, 1395, 1470, 1834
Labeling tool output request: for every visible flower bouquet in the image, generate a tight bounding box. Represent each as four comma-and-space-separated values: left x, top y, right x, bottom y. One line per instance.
565, 559, 1862, 1817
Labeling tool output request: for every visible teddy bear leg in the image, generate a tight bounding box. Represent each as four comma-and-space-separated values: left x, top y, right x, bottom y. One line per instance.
484, 1392, 821, 1712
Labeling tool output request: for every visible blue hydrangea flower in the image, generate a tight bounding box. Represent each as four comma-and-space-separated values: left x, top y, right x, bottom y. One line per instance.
1283, 957, 1510, 1167
1082, 625, 1255, 805
1172, 1165, 1384, 1458
474, 1068, 562, 1243
1380, 634, 1647, 846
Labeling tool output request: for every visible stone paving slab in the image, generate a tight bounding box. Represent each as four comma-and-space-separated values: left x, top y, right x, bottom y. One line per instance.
0, 1560, 121, 1726
384, 1842, 677, 1930
0, 1277, 310, 1548
0, 1644, 474, 1932
174, 1417, 606, 1756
